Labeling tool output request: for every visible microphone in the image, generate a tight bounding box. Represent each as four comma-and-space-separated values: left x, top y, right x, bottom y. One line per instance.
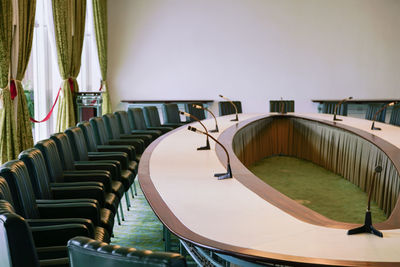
371, 102, 397, 130
347, 165, 383, 237
187, 126, 232, 179
333, 96, 353, 121
219, 94, 239, 121
180, 111, 210, 150
192, 104, 219, 133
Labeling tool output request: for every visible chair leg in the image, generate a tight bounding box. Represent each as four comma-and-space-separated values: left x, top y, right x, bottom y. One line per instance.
125, 192, 131, 211
133, 180, 138, 196
116, 210, 121, 225
130, 187, 134, 198
119, 203, 125, 221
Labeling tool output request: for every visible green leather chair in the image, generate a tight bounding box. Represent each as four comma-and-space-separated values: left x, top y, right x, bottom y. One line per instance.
68, 236, 187, 267
142, 106, 176, 131
162, 104, 187, 126
218, 101, 242, 116
365, 103, 386, 122
123, 109, 163, 140
389, 104, 400, 126
269, 100, 295, 113
319, 101, 348, 115
184, 103, 206, 122
0, 198, 70, 267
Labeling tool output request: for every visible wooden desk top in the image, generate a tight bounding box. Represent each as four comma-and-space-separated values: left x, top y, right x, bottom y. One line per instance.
139, 113, 400, 266
311, 99, 400, 104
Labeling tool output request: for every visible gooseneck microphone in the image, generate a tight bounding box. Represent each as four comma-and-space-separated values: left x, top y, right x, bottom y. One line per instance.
333, 96, 353, 121
180, 111, 210, 150
371, 102, 397, 130
192, 104, 219, 133
219, 94, 238, 121
279, 97, 286, 114
347, 165, 383, 237
187, 126, 232, 179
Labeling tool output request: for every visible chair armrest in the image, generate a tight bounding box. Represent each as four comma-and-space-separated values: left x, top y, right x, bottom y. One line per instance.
36, 246, 68, 260
62, 172, 111, 193
120, 133, 152, 146
147, 126, 170, 133
50, 181, 104, 190
87, 152, 129, 170
31, 224, 91, 247
97, 145, 136, 161
74, 161, 119, 180
37, 202, 100, 226
48, 186, 105, 207
108, 139, 144, 154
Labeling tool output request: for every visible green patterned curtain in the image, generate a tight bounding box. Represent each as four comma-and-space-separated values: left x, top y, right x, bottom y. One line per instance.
0, 0, 18, 164
93, 0, 111, 114
11, 0, 36, 152
53, 0, 86, 132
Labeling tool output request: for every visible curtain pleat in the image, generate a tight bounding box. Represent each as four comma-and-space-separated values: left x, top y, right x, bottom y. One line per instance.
233, 117, 400, 216
0, 0, 19, 164
13, 0, 36, 151
92, 0, 111, 114
53, 0, 86, 132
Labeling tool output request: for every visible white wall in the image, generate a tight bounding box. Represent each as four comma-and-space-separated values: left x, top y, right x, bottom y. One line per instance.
108, 0, 400, 113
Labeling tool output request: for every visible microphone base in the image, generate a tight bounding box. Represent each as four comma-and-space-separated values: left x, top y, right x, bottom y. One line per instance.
347, 210, 383, 238
214, 164, 232, 180
197, 145, 210, 150
230, 118, 239, 122
333, 118, 342, 121
371, 122, 382, 131
210, 129, 219, 133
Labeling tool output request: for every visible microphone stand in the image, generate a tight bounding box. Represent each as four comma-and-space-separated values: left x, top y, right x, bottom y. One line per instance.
192, 104, 219, 133
187, 126, 232, 180
333, 96, 353, 121
371, 102, 396, 130
347, 165, 383, 237
279, 97, 286, 114
219, 95, 239, 121
180, 112, 210, 150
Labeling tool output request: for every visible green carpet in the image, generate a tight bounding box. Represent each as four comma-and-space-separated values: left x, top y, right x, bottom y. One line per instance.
249, 156, 387, 224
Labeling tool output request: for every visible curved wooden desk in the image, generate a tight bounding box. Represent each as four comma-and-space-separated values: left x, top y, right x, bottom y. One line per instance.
139, 113, 400, 266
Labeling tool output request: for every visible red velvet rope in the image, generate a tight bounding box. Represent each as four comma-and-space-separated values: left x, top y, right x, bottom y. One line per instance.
30, 78, 74, 123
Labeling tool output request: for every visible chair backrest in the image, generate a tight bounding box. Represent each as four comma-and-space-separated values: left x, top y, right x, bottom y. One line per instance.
389, 104, 400, 126
269, 100, 295, 113
50, 133, 77, 171
18, 148, 53, 200
68, 236, 187, 267
0, 198, 40, 267
127, 108, 148, 130
102, 113, 122, 139
162, 104, 182, 124
35, 139, 65, 183
89, 117, 110, 146
0, 160, 40, 219
65, 127, 90, 161
114, 111, 131, 134
77, 121, 99, 152
143, 106, 162, 127
0, 177, 14, 206
218, 101, 242, 116
319, 102, 347, 115
365, 103, 386, 122
184, 103, 205, 121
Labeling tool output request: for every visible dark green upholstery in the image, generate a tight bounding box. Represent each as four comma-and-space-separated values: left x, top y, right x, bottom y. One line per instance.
0, 167, 101, 245
18, 148, 114, 239
218, 101, 242, 116
121, 109, 163, 139
0, 198, 70, 267
68, 236, 187, 267
184, 103, 206, 121
389, 104, 400, 126
104, 113, 154, 146
319, 101, 348, 115
269, 100, 295, 113
162, 104, 186, 125
365, 103, 386, 122
34, 139, 117, 234
143, 106, 176, 131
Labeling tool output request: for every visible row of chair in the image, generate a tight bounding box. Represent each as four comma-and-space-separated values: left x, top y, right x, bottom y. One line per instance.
0, 110, 187, 266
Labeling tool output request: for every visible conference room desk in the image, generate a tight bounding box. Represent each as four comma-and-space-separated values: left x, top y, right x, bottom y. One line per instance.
138, 113, 400, 266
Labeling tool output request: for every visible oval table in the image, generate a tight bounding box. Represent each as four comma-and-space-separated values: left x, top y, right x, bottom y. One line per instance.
139, 113, 400, 266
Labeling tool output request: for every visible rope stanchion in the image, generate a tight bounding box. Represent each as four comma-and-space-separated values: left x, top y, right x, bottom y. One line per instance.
30, 87, 62, 123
